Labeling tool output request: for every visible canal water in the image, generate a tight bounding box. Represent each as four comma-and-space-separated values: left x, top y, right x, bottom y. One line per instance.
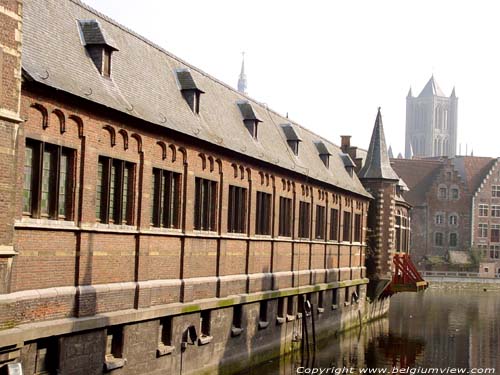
240, 288, 500, 374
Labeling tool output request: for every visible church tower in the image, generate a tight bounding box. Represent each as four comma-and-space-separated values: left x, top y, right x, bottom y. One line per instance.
237, 52, 247, 94
405, 76, 458, 158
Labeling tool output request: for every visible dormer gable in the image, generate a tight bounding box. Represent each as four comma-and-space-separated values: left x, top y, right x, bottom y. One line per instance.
175, 69, 205, 114
237, 101, 262, 139
281, 124, 301, 155
314, 141, 331, 168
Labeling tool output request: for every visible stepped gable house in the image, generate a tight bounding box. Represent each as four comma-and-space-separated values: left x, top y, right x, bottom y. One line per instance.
392, 156, 500, 275
0, 0, 421, 373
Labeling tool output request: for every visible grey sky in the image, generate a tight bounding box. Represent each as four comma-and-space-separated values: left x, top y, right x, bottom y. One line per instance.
83, 0, 500, 157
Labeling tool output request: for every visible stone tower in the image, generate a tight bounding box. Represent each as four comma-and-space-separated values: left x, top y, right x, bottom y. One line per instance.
0, 0, 23, 293
359, 108, 400, 286
405, 76, 458, 158
237, 52, 247, 94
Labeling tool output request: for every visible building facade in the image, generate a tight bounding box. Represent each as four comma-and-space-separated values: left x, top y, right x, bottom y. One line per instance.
405, 76, 458, 158
392, 156, 500, 275
0, 0, 422, 373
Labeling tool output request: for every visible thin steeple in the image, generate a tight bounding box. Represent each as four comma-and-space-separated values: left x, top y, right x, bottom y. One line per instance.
237, 52, 247, 94
388, 145, 394, 159
359, 108, 400, 181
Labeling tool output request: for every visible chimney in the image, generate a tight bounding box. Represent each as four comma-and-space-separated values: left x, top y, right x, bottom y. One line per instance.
341, 135, 351, 153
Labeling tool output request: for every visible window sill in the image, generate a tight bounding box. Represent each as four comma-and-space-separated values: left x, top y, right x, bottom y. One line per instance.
317, 307, 325, 314
104, 356, 126, 371
344, 302, 351, 307
276, 316, 285, 325
258, 320, 269, 329
331, 304, 338, 310
286, 314, 295, 322
231, 327, 244, 337
157, 344, 175, 357
93, 223, 136, 232
15, 218, 77, 230
198, 335, 213, 345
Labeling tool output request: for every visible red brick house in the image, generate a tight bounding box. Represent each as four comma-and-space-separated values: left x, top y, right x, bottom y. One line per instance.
0, 0, 422, 373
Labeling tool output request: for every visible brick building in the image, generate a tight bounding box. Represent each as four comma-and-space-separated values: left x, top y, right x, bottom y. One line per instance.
392, 156, 500, 275
0, 0, 420, 373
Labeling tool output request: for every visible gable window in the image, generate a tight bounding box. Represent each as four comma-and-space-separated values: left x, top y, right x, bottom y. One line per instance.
479, 204, 489, 217
194, 178, 217, 231
279, 197, 292, 237
238, 102, 262, 140
450, 187, 459, 200
342, 211, 352, 242
314, 141, 331, 168
329, 208, 339, 241
315, 205, 326, 239
24, 139, 75, 220
492, 205, 500, 217
176, 69, 204, 114
298, 201, 311, 238
493, 186, 500, 197
354, 213, 362, 243
228, 185, 247, 233
434, 232, 444, 247
78, 20, 118, 78
96, 157, 135, 225
449, 233, 458, 247
255, 191, 272, 235
151, 169, 181, 229
479, 223, 488, 238
438, 187, 447, 199
281, 124, 301, 156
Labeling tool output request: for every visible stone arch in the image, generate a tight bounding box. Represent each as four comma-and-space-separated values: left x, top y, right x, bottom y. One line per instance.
168, 144, 176, 162
102, 125, 116, 147
68, 115, 84, 138
118, 129, 129, 150
178, 147, 187, 164
198, 153, 206, 170
52, 109, 65, 134
157, 141, 167, 160
131, 133, 142, 153
30, 103, 48, 129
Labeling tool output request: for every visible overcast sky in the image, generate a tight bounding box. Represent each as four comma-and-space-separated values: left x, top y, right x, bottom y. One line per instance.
83, 0, 500, 157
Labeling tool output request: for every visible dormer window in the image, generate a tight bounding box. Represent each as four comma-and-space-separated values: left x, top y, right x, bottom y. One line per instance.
237, 101, 262, 139
78, 20, 118, 77
176, 69, 205, 114
340, 153, 356, 177
281, 124, 301, 156
314, 141, 331, 168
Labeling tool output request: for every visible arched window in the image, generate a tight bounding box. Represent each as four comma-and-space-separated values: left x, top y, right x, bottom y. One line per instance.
443, 109, 448, 129
435, 232, 444, 247
449, 214, 458, 226
438, 184, 448, 200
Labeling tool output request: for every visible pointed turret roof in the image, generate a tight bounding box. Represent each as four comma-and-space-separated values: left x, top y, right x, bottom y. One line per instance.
359, 108, 400, 181
388, 145, 394, 159
407, 87, 412, 98
418, 75, 446, 97
237, 52, 247, 94
450, 86, 456, 98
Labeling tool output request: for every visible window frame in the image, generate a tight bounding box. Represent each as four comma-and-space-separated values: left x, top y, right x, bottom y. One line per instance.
194, 177, 218, 231
298, 201, 311, 239
23, 139, 75, 220
151, 168, 182, 229
278, 196, 292, 237
315, 205, 326, 240
255, 191, 272, 235
227, 185, 247, 234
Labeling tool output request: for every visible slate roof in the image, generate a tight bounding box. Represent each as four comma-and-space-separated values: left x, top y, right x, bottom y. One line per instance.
418, 76, 446, 98
358, 108, 400, 181
451, 156, 496, 194
391, 159, 443, 205
78, 19, 117, 49
237, 102, 261, 122
314, 141, 331, 156
22, 0, 371, 198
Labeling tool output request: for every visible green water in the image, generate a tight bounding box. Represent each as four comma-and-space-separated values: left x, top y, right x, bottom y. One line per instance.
241, 288, 500, 374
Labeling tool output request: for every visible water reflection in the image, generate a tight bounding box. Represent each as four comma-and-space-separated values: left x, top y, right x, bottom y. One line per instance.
241, 288, 500, 374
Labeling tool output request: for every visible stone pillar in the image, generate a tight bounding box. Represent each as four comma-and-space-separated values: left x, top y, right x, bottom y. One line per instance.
0, 0, 23, 293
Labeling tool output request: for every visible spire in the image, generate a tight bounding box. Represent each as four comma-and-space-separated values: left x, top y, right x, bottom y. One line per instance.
358, 108, 400, 181
407, 87, 412, 98
450, 86, 456, 98
388, 145, 394, 159
237, 52, 247, 94
409, 143, 414, 159
397, 152, 403, 159
418, 75, 446, 97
